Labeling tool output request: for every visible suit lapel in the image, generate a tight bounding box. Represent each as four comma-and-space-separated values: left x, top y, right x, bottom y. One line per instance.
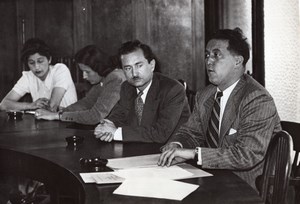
203, 89, 216, 124
141, 74, 159, 125
126, 83, 139, 123
219, 75, 247, 144
200, 86, 217, 147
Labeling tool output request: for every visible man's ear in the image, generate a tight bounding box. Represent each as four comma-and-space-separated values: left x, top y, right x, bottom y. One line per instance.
150, 59, 156, 71
235, 56, 244, 66
48, 57, 52, 64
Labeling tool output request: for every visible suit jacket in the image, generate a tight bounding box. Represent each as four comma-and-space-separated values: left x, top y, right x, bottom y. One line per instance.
107, 73, 191, 143
61, 69, 126, 125
169, 74, 281, 190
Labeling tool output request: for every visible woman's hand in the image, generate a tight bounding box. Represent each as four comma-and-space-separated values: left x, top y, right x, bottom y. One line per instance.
31, 98, 49, 110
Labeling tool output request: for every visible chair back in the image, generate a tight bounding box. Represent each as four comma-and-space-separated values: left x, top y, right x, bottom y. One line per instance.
259, 130, 293, 204
281, 121, 300, 204
281, 121, 300, 176
178, 79, 197, 110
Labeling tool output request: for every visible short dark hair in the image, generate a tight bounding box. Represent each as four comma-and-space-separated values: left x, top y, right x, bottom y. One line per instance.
118, 40, 161, 72
21, 38, 51, 68
74, 45, 114, 77
210, 27, 250, 66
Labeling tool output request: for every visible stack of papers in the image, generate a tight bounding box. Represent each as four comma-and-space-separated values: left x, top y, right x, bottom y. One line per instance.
106, 154, 161, 169
80, 154, 213, 200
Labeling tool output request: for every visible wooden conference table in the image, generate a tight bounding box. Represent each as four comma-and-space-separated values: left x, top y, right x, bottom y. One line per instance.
0, 112, 263, 204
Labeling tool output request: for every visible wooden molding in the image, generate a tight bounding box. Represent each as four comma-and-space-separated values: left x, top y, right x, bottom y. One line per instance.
252, 0, 265, 86
192, 0, 206, 91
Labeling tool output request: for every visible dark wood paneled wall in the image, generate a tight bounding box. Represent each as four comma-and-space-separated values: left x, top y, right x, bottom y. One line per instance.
0, 0, 18, 99
92, 0, 134, 55
35, 0, 74, 57
0, 0, 207, 101
91, 0, 206, 91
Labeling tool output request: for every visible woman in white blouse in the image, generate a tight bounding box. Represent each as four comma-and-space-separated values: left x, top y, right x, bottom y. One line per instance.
0, 38, 77, 112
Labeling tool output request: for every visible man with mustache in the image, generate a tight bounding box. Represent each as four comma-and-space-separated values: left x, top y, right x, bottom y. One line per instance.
94, 40, 190, 143
158, 28, 281, 191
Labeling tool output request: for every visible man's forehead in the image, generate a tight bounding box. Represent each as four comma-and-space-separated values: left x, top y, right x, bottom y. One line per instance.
121, 49, 147, 66
206, 39, 229, 51
121, 49, 145, 60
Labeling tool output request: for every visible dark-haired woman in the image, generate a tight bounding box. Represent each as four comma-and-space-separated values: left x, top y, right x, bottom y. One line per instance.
0, 38, 77, 112
36, 45, 126, 125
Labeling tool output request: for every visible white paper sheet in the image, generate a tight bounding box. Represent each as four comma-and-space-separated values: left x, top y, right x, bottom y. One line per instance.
80, 172, 97, 183
80, 172, 125, 184
113, 178, 199, 201
107, 154, 160, 169
113, 165, 193, 180
177, 163, 213, 179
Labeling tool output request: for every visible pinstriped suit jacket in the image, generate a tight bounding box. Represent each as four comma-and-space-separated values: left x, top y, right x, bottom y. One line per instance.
169, 74, 281, 190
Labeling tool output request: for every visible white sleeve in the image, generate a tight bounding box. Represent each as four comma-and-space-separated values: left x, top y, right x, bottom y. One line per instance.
113, 127, 123, 141
12, 73, 30, 97
52, 64, 73, 90
198, 148, 202, 165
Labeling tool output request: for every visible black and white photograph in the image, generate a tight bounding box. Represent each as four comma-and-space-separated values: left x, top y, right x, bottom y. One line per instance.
0, 0, 299, 203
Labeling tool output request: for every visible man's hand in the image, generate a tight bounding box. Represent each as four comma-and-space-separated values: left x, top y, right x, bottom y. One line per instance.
35, 109, 59, 120
31, 98, 49, 110
97, 132, 114, 142
160, 142, 181, 152
157, 143, 195, 167
94, 119, 117, 142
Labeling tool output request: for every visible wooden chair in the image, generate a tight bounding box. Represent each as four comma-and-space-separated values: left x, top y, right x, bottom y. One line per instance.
178, 79, 197, 111
281, 121, 300, 204
52, 56, 79, 82
281, 121, 300, 176
258, 130, 293, 204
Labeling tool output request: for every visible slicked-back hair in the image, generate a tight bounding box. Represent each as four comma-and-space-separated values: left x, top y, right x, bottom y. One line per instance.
21, 38, 51, 69
210, 27, 250, 67
75, 45, 114, 77
118, 40, 161, 72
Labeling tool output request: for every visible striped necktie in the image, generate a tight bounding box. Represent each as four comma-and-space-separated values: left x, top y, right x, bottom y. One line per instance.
135, 91, 144, 125
206, 91, 223, 148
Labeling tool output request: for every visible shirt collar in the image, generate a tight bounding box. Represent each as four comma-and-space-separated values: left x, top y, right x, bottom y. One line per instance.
43, 65, 53, 88
217, 79, 240, 131
136, 80, 152, 102
217, 79, 240, 99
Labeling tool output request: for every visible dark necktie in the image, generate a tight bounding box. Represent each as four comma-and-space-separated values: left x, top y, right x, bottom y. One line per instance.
206, 91, 223, 148
135, 91, 144, 125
